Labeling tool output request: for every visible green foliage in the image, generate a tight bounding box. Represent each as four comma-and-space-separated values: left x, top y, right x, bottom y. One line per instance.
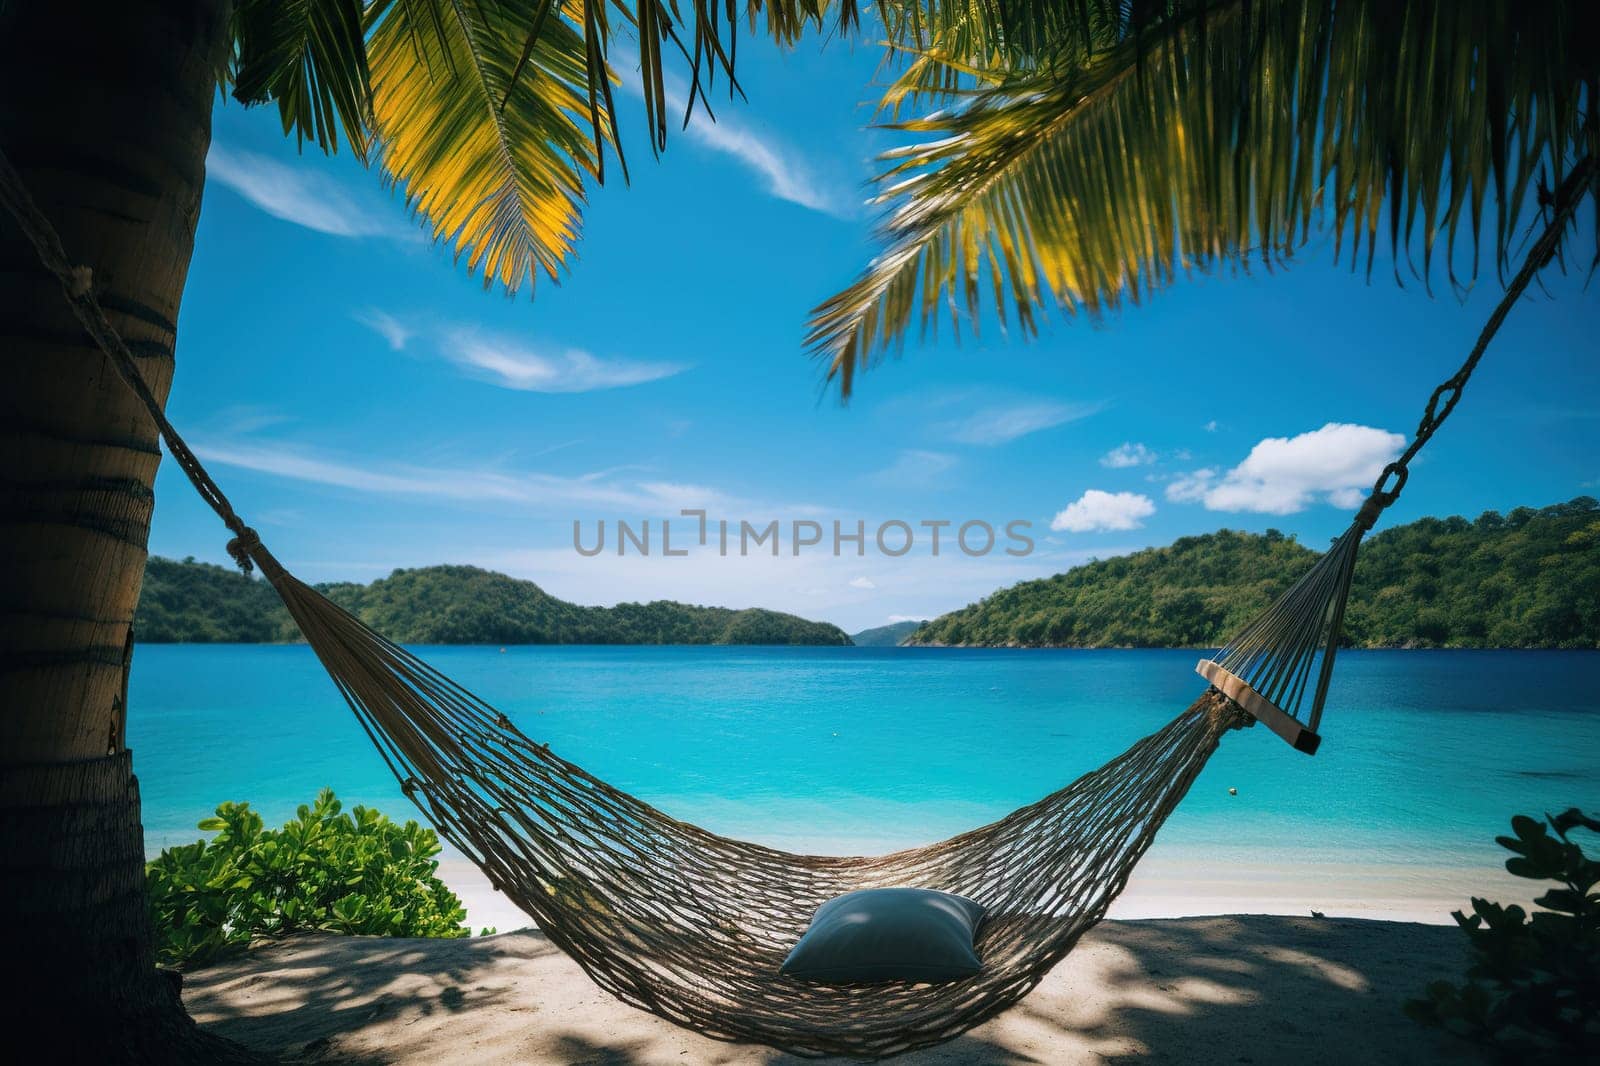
211, 0, 856, 295
909, 499, 1600, 648
1406, 808, 1600, 1063
1344, 497, 1600, 648
912, 527, 1314, 647
146, 789, 468, 968
135, 556, 296, 642
850, 620, 926, 647
322, 566, 850, 645
135, 561, 851, 646
231, 0, 370, 156
813, 0, 1600, 398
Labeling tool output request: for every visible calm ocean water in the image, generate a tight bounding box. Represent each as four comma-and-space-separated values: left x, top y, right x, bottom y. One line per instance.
129, 646, 1599, 919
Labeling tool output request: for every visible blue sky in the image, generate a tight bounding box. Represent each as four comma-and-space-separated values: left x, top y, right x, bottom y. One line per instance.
152, 33, 1600, 633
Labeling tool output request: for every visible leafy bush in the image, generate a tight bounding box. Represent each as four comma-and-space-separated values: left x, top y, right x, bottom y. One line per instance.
147, 789, 472, 968
1406, 808, 1600, 1062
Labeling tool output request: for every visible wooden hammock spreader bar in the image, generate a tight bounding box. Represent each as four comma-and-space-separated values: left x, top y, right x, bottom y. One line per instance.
1196, 659, 1320, 755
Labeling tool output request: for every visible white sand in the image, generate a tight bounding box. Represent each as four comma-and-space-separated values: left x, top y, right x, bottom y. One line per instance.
439, 852, 1538, 933
185, 916, 1485, 1064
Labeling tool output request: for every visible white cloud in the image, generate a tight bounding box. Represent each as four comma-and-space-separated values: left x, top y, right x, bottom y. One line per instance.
942, 402, 1100, 446
1166, 423, 1404, 514
1050, 490, 1156, 532
1203, 420, 1219, 433
1165, 468, 1217, 503
680, 105, 853, 218
611, 49, 854, 218
1100, 442, 1157, 468
191, 439, 726, 513
353, 308, 413, 351
869, 449, 956, 486
207, 144, 398, 238
887, 614, 927, 624
445, 328, 686, 393
849, 576, 877, 589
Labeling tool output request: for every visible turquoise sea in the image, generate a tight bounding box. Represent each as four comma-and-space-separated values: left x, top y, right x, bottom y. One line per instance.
129, 646, 1600, 923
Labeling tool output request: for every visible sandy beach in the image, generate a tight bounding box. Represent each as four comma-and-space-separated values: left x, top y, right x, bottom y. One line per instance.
185, 915, 1484, 1064
436, 851, 1539, 935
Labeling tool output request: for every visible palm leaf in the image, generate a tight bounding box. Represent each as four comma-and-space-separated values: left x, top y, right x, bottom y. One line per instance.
366, 0, 605, 293
232, 0, 372, 156
814, 0, 1600, 399
591, 0, 859, 162
872, 0, 1133, 111
230, 0, 859, 295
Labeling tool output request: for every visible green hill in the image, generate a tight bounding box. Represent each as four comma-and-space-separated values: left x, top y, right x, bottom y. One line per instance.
908, 498, 1600, 649
135, 561, 851, 646
850, 620, 926, 647
135, 556, 290, 643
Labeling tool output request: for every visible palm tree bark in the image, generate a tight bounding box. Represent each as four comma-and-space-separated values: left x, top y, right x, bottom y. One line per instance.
0, 1, 252, 1058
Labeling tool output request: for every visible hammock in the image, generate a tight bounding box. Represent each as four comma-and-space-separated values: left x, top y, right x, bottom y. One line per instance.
2, 148, 1589, 1060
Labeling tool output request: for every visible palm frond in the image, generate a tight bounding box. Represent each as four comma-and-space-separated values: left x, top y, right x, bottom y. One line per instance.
367, 0, 606, 293
600, 0, 859, 164
873, 0, 1130, 106
232, 0, 372, 156
226, 0, 859, 296
813, 0, 1600, 399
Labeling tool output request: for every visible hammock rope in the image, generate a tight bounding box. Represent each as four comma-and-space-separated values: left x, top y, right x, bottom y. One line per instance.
2, 144, 1590, 1059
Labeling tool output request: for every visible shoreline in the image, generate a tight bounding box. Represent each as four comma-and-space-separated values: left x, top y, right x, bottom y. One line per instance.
437, 848, 1535, 935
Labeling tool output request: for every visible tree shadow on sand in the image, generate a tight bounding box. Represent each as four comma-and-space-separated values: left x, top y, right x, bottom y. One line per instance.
186, 918, 1485, 1064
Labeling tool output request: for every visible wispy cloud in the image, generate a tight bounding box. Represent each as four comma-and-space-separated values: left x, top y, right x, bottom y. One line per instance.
680, 106, 853, 217
207, 144, 400, 239
849, 576, 877, 590
354, 308, 412, 351
347, 312, 685, 393
209, 405, 293, 435
1100, 442, 1157, 468
1050, 490, 1156, 532
444, 328, 687, 393
941, 401, 1101, 446
1165, 423, 1404, 514
191, 439, 725, 513
869, 449, 957, 486
612, 49, 855, 218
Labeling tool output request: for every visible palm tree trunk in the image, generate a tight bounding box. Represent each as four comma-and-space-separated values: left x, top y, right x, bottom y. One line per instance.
0, 1, 251, 1058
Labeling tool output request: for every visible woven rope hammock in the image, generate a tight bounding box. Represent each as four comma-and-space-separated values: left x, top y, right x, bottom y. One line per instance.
2, 147, 1591, 1060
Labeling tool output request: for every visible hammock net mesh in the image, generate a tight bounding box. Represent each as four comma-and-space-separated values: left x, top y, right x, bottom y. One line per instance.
280, 551, 1257, 1057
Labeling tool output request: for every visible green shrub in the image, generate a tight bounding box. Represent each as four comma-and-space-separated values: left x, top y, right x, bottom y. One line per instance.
1406, 807, 1600, 1062
146, 788, 471, 968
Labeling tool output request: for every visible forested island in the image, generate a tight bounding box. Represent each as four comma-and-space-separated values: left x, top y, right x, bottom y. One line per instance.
849, 620, 926, 647
908, 498, 1600, 649
135, 562, 851, 645
137, 499, 1598, 649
